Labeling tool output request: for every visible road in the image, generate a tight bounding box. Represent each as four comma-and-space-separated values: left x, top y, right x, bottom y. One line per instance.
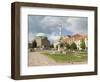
28, 52, 57, 66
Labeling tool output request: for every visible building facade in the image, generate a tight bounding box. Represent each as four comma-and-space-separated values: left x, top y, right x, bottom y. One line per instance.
53, 34, 88, 50
63, 34, 88, 50
34, 33, 50, 49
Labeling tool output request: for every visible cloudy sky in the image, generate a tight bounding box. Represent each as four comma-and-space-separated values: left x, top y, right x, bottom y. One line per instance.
28, 15, 88, 43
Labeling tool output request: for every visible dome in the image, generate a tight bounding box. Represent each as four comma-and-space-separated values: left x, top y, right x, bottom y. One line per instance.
36, 33, 47, 37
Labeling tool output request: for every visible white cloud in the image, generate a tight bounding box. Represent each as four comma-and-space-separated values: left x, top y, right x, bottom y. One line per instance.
48, 32, 61, 43
40, 16, 65, 29
66, 17, 88, 34
28, 32, 34, 43
40, 16, 87, 35
28, 16, 88, 42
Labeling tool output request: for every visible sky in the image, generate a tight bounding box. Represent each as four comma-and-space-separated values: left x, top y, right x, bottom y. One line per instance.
28, 15, 88, 43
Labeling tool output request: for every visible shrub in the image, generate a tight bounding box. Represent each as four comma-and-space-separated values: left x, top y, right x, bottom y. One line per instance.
50, 44, 54, 48
65, 43, 70, 49
70, 42, 77, 50
80, 39, 86, 50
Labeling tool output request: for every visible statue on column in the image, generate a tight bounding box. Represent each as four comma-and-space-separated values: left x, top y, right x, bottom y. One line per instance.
57, 24, 64, 53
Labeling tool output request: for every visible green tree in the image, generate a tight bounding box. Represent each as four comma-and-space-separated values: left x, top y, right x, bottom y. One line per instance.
80, 39, 86, 49
70, 42, 77, 50
32, 40, 37, 48
56, 45, 58, 49
50, 44, 54, 48
65, 43, 70, 49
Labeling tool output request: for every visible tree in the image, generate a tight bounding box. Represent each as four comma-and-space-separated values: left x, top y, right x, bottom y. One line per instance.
32, 40, 37, 48
70, 42, 77, 50
65, 43, 70, 49
56, 45, 58, 49
60, 43, 64, 48
50, 44, 54, 48
80, 39, 86, 50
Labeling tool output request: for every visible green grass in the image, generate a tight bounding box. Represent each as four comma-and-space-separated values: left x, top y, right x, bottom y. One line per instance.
41, 51, 87, 63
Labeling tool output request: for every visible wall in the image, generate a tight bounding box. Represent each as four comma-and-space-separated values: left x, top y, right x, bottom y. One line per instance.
0, 0, 100, 82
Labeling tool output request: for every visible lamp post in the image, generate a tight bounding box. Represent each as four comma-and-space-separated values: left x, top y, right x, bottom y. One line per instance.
59, 24, 62, 37
58, 24, 63, 52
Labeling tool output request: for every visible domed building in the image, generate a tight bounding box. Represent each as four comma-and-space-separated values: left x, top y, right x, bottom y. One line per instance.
34, 33, 50, 49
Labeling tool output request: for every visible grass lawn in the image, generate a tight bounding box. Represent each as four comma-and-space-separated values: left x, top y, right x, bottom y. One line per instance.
41, 51, 87, 63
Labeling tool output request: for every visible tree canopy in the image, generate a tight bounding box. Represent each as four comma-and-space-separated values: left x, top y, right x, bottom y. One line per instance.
32, 40, 37, 48
70, 42, 77, 50
80, 39, 86, 49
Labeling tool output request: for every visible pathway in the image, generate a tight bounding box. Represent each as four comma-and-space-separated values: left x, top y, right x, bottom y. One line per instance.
28, 52, 57, 66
